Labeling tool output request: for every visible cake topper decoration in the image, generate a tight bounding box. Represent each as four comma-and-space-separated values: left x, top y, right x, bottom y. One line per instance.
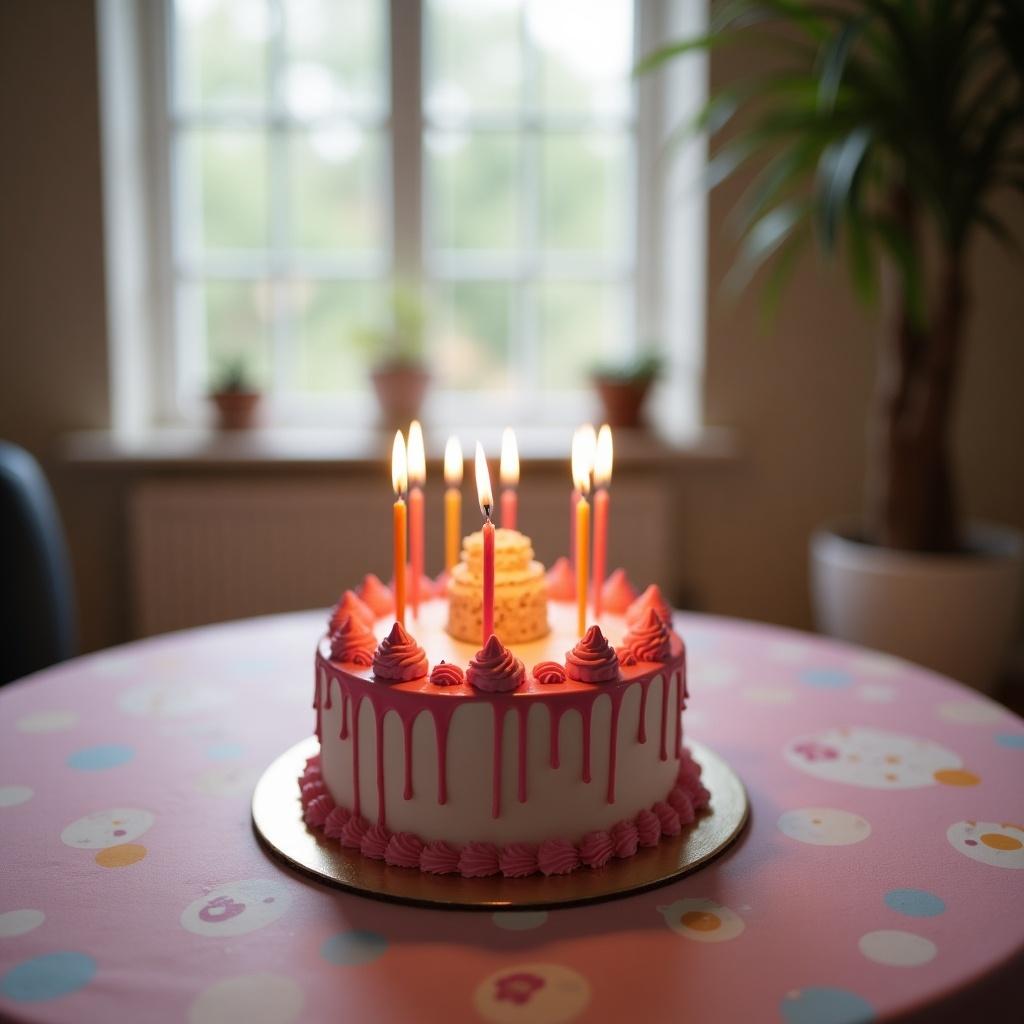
329, 612, 377, 666
623, 607, 673, 663
601, 568, 637, 614
372, 621, 428, 682
545, 557, 575, 602
358, 573, 394, 617
626, 583, 673, 628
329, 589, 375, 631
565, 625, 620, 683
429, 661, 465, 687
467, 634, 525, 693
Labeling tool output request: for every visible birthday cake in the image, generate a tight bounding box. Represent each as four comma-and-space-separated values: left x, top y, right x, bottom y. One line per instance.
300, 550, 709, 878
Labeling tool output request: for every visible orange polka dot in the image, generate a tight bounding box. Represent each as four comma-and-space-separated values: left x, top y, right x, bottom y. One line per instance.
980, 833, 1022, 851
681, 911, 721, 932
934, 769, 981, 787
95, 843, 147, 868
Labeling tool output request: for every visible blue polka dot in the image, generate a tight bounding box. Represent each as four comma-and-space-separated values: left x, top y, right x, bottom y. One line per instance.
884, 888, 946, 918
799, 668, 853, 689
66, 744, 135, 771
781, 987, 875, 1024
1, 952, 97, 1002
205, 742, 244, 761
995, 733, 1024, 749
320, 930, 388, 966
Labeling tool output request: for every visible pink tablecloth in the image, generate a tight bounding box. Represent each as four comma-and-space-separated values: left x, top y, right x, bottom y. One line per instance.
1, 611, 1022, 1023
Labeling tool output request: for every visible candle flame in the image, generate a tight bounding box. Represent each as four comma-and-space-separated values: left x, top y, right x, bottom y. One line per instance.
499, 427, 519, 486
391, 430, 408, 496
407, 420, 426, 485
594, 424, 613, 487
571, 427, 594, 495
475, 441, 493, 517
444, 436, 463, 486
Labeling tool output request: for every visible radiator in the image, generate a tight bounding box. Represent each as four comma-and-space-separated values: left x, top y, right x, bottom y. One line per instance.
129, 476, 670, 637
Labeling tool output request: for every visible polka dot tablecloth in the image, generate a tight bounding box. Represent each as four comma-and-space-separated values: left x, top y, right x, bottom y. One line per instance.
1, 611, 1022, 1024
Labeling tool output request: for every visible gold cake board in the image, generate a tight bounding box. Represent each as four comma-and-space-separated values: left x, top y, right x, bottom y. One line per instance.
252, 736, 748, 910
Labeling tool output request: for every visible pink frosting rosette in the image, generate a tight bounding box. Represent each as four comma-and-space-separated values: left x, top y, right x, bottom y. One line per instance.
329, 589, 375, 631
610, 820, 639, 858
625, 583, 673, 628
467, 635, 525, 693
565, 626, 620, 683
303, 793, 334, 828
372, 622, 429, 682
653, 801, 681, 836
545, 557, 575, 601
499, 843, 539, 878
532, 660, 566, 685
421, 840, 461, 875
357, 573, 394, 617
600, 568, 637, 614
614, 646, 638, 667
385, 832, 424, 869
537, 838, 580, 876
339, 815, 369, 849
622, 607, 672, 664
300, 778, 326, 808
579, 830, 614, 869
360, 823, 391, 860
458, 842, 500, 878
635, 809, 662, 847
429, 661, 465, 687
329, 613, 377, 666
668, 786, 696, 824
323, 805, 351, 840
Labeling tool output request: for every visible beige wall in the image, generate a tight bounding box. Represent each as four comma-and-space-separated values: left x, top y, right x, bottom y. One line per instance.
1, 1, 1022, 653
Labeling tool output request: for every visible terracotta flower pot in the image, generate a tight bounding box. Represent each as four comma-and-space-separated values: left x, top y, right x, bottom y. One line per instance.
210, 391, 262, 430
371, 364, 429, 432
592, 376, 655, 429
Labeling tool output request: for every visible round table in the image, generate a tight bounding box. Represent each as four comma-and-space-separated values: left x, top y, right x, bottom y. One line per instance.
1, 612, 1022, 1024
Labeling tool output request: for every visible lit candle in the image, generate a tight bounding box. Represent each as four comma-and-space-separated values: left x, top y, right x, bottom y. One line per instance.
592, 424, 613, 619
569, 424, 596, 583
475, 442, 495, 644
572, 429, 592, 637
391, 430, 408, 628
444, 436, 463, 574
407, 420, 425, 619
499, 427, 519, 531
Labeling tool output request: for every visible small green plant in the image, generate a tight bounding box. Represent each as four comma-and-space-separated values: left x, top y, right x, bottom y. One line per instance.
591, 349, 664, 383
354, 282, 427, 370
211, 355, 258, 394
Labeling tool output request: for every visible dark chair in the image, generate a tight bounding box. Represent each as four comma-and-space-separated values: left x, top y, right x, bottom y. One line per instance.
0, 442, 76, 685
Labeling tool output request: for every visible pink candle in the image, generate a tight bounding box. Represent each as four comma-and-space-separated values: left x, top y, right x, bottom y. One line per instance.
407, 421, 426, 618
592, 425, 613, 618
500, 427, 519, 531
475, 442, 496, 643
501, 490, 517, 531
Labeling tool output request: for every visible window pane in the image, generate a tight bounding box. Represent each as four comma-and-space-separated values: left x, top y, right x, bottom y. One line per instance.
175, 0, 268, 110
288, 280, 382, 391
427, 132, 520, 251
528, 0, 633, 116
179, 129, 268, 253
289, 127, 385, 252
430, 282, 516, 390
537, 282, 625, 388
199, 279, 273, 388
425, 0, 523, 118
283, 0, 386, 118
540, 132, 630, 255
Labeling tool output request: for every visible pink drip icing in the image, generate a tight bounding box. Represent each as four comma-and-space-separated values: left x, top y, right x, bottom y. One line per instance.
350, 693, 363, 818
516, 704, 529, 803
403, 715, 415, 800
659, 673, 669, 762
581, 700, 592, 784
323, 678, 333, 710
550, 705, 566, 769
637, 677, 650, 743
607, 689, 623, 803
432, 704, 458, 805
340, 690, 349, 740
675, 670, 683, 758
315, 707, 322, 743
372, 694, 387, 825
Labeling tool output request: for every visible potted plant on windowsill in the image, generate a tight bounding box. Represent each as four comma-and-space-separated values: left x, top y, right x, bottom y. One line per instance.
356, 284, 430, 433
642, 1, 1024, 690
209, 357, 263, 431
591, 351, 664, 429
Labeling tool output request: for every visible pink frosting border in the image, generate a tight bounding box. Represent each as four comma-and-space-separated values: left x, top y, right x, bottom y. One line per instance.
297, 747, 710, 879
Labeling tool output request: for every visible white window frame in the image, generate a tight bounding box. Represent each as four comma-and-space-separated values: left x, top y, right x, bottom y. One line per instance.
97, 0, 707, 441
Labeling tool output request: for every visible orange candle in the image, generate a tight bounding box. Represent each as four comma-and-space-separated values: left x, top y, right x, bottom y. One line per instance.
572, 429, 592, 636
391, 430, 408, 627
499, 427, 519, 530
407, 420, 425, 618
569, 424, 596, 585
592, 424, 613, 618
476, 442, 495, 644
444, 436, 463, 573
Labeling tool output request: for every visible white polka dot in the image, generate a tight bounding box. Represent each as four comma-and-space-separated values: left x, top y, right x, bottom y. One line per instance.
473, 963, 590, 1024
766, 640, 810, 664
16, 710, 78, 733
742, 685, 796, 705
195, 765, 253, 797
180, 880, 291, 937
188, 973, 303, 1024
0, 786, 33, 808
492, 911, 548, 931
936, 699, 1005, 725
852, 652, 904, 677
0, 909, 45, 938
856, 684, 896, 703
778, 808, 871, 846
859, 929, 937, 967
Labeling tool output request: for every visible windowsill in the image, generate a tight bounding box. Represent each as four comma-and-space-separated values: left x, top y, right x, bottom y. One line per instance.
60, 425, 740, 472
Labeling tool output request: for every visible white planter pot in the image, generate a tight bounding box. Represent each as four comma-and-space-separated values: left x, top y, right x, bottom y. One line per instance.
810, 522, 1023, 692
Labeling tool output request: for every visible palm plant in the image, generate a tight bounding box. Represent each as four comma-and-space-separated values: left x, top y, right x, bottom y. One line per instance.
640, 0, 1024, 552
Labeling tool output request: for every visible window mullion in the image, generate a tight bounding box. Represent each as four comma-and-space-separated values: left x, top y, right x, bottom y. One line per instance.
390, 0, 422, 283
519, 2, 540, 410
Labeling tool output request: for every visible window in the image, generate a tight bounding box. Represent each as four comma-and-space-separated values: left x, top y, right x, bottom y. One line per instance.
100, 0, 707, 434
